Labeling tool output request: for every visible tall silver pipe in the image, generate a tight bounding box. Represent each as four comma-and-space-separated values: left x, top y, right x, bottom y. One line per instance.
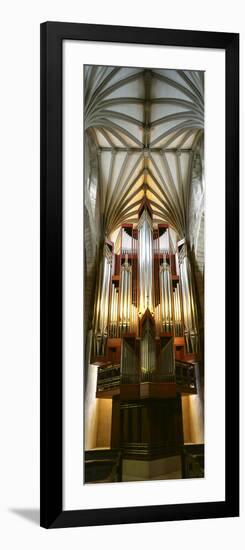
138, 209, 153, 314
159, 258, 173, 332
179, 243, 199, 353
174, 283, 182, 336
119, 254, 132, 333
94, 243, 112, 355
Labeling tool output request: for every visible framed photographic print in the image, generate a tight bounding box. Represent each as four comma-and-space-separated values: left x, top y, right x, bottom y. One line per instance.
40, 22, 239, 528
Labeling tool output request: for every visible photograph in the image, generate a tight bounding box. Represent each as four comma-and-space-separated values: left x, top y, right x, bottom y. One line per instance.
84, 64, 205, 483
0, 0, 240, 541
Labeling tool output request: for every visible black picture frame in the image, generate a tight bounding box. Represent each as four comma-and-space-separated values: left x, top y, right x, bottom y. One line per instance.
40, 21, 239, 528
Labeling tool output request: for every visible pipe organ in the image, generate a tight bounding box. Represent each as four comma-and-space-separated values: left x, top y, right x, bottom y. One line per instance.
90, 204, 201, 477
84, 64, 205, 482
92, 206, 199, 362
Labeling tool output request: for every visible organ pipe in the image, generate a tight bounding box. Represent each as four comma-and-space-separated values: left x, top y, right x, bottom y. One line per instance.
179, 243, 199, 353
138, 209, 153, 314
159, 257, 173, 332
121, 227, 132, 254
121, 339, 138, 384
119, 254, 132, 334
159, 338, 174, 377
109, 283, 119, 337
93, 243, 112, 355
173, 283, 183, 336
140, 318, 156, 381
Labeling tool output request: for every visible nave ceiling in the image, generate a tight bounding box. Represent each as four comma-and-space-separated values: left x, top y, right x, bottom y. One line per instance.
84, 65, 204, 240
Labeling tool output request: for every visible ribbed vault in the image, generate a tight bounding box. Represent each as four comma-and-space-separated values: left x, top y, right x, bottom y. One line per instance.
85, 65, 204, 239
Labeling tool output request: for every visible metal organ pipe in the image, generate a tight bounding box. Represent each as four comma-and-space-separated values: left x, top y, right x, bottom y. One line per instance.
109, 284, 118, 337
127, 270, 131, 324
159, 338, 174, 377
94, 243, 113, 355
179, 244, 199, 353
119, 254, 132, 334
173, 283, 182, 336
140, 318, 156, 381
159, 258, 173, 332
121, 228, 132, 254
103, 261, 111, 329
138, 209, 153, 314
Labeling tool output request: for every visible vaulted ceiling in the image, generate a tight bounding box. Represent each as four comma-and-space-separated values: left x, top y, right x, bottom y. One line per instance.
85, 65, 204, 239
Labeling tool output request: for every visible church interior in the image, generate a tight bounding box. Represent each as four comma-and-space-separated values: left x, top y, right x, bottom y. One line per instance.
84, 65, 204, 483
